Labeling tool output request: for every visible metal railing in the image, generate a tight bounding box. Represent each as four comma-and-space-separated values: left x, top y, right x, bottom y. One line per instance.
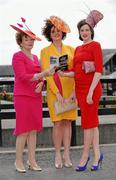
0, 78, 116, 147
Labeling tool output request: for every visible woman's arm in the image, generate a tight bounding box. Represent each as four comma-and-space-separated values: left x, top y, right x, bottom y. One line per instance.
58, 70, 75, 77
35, 81, 44, 93
31, 68, 55, 81
86, 72, 102, 104
87, 42, 103, 104
31, 70, 49, 81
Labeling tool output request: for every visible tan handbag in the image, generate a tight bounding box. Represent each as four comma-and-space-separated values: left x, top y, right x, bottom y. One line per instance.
54, 98, 77, 115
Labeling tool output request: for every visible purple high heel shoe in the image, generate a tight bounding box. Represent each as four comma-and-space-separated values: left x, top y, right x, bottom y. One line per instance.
76, 157, 90, 172
91, 153, 103, 171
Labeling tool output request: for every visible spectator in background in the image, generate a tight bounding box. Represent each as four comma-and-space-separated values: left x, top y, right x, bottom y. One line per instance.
2, 89, 6, 100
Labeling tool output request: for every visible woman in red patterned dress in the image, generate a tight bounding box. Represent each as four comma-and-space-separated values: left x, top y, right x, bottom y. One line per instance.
74, 19, 103, 172
59, 10, 104, 171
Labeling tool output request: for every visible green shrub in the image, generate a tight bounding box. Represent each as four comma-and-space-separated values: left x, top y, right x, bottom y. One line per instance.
0, 93, 13, 102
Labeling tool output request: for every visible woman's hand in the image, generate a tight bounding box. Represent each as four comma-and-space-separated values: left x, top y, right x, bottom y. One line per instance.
32, 68, 54, 81
58, 70, 75, 77
42, 68, 55, 77
33, 73, 43, 81
35, 82, 43, 93
57, 70, 65, 77
47, 67, 55, 76
86, 90, 94, 104
65, 91, 76, 103
56, 92, 64, 104
86, 72, 101, 104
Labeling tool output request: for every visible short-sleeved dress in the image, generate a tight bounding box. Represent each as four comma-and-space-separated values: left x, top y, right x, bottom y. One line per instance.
12, 51, 43, 135
73, 41, 103, 129
40, 43, 77, 122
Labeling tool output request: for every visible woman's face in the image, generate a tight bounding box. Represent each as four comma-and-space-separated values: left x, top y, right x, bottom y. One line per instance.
20, 35, 35, 50
50, 26, 63, 42
79, 24, 92, 42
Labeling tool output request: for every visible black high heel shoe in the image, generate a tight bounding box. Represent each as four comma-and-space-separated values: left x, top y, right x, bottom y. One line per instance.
91, 153, 103, 171
76, 157, 90, 172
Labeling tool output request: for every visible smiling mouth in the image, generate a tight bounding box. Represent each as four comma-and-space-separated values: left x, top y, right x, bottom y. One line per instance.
83, 35, 88, 38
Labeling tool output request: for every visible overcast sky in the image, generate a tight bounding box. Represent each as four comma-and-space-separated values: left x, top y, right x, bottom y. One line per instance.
0, 0, 116, 65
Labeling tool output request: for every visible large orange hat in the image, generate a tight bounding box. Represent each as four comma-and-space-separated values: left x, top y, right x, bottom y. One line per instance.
49, 16, 71, 33
10, 17, 41, 41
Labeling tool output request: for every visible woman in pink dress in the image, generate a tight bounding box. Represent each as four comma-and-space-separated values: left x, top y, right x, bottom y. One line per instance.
10, 18, 50, 173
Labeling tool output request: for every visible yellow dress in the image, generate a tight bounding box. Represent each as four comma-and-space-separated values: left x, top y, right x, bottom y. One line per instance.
40, 43, 77, 122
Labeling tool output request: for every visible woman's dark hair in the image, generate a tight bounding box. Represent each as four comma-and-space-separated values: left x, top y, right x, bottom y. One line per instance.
77, 19, 94, 41
42, 19, 66, 42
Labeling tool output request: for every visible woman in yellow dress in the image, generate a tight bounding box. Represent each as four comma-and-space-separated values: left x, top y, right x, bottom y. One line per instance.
40, 16, 77, 168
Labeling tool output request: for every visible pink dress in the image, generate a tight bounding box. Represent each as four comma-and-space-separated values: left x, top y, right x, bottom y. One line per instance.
12, 51, 42, 135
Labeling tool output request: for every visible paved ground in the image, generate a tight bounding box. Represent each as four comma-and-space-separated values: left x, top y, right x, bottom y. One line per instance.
0, 144, 116, 180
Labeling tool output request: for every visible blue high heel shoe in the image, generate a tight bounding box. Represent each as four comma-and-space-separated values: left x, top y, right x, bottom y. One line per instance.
91, 153, 103, 171
76, 157, 90, 172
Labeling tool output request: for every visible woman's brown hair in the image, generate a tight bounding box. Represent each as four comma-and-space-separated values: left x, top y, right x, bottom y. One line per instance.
42, 19, 66, 42
77, 19, 94, 41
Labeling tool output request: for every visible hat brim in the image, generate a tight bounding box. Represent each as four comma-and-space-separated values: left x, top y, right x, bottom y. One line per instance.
49, 16, 71, 33
10, 25, 41, 41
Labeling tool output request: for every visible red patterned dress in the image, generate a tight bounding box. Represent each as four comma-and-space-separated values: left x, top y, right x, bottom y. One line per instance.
73, 41, 103, 129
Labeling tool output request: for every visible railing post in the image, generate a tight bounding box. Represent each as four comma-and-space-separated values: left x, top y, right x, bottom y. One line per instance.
0, 104, 2, 146
103, 97, 106, 108
71, 121, 76, 146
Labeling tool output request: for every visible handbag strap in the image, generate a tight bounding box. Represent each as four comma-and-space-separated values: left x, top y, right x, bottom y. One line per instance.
53, 73, 63, 96
53, 69, 72, 96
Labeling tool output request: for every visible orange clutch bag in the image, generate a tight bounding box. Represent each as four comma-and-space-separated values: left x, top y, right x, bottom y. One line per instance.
54, 99, 77, 115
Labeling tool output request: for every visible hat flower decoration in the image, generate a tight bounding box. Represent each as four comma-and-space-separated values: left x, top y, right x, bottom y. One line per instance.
10, 17, 41, 41
49, 16, 71, 33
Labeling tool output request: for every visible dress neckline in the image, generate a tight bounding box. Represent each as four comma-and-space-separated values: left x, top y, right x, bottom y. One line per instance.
82, 41, 94, 47
21, 51, 34, 61
51, 43, 63, 56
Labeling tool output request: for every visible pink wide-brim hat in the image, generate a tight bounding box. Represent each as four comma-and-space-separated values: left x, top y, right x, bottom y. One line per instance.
10, 17, 41, 41
49, 16, 71, 33
85, 10, 104, 28
10, 25, 41, 41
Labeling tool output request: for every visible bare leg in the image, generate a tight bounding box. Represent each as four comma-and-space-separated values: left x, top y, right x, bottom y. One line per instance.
79, 129, 93, 166
63, 120, 72, 164
92, 127, 100, 164
15, 133, 28, 169
27, 131, 37, 166
53, 121, 64, 167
